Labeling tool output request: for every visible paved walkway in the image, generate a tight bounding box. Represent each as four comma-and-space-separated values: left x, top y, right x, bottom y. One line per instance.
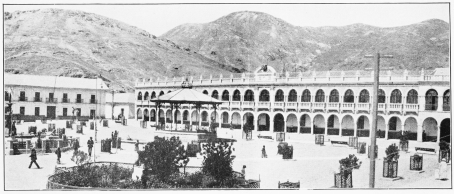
4, 120, 452, 190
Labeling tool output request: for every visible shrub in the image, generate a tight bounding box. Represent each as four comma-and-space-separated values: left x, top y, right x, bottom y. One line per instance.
201, 140, 234, 185
385, 143, 400, 162
71, 150, 89, 165
339, 154, 359, 170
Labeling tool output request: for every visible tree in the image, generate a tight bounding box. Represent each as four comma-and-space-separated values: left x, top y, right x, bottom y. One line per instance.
201, 141, 234, 185
137, 136, 188, 182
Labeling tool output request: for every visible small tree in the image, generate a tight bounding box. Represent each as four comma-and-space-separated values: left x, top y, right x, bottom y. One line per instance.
201, 140, 234, 185
339, 154, 359, 171
137, 136, 188, 182
71, 150, 89, 165
385, 143, 400, 162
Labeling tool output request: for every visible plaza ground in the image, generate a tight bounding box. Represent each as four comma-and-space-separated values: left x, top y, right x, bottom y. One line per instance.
4, 120, 452, 190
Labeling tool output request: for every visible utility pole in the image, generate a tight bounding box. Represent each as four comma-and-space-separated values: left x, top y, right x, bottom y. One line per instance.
365, 52, 393, 188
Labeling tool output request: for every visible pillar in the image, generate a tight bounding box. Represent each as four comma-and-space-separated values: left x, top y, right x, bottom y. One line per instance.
437, 125, 440, 143
417, 124, 423, 142
437, 96, 443, 112
310, 119, 314, 135
353, 118, 357, 137
325, 117, 329, 136
385, 123, 389, 140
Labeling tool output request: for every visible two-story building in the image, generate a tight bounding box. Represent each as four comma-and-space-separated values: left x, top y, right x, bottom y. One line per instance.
4, 74, 109, 122
134, 66, 450, 143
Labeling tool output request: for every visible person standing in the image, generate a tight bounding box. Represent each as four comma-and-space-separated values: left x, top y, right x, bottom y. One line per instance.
73, 139, 80, 153
261, 145, 267, 158
55, 147, 61, 164
135, 140, 139, 152
241, 165, 246, 180
29, 149, 40, 169
87, 137, 94, 157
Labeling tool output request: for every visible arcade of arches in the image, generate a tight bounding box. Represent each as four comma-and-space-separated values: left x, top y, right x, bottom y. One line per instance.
135, 107, 450, 142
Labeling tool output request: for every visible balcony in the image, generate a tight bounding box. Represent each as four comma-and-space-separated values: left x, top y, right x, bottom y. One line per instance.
273, 102, 284, 111
285, 102, 298, 111
18, 97, 28, 101
404, 104, 419, 114
242, 101, 255, 110
312, 102, 325, 111
89, 99, 98, 104
231, 101, 241, 110
220, 102, 229, 110
46, 98, 57, 103
62, 98, 70, 103
425, 104, 438, 111
356, 103, 370, 113
257, 102, 271, 109
299, 102, 311, 110
33, 97, 42, 102
341, 103, 355, 112
76, 98, 83, 103
378, 103, 386, 112
327, 102, 339, 112
388, 103, 402, 113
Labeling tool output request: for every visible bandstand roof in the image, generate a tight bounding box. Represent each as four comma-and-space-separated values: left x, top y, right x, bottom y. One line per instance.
149, 88, 222, 105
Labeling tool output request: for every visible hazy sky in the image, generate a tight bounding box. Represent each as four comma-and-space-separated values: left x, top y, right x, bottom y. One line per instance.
4, 1, 450, 36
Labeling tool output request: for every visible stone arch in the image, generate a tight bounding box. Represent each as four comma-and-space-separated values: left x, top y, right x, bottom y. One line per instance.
143, 109, 149, 121
166, 110, 172, 123
313, 114, 326, 134
378, 89, 386, 103
422, 117, 438, 142
203, 90, 209, 95
243, 112, 254, 131
191, 110, 199, 125
221, 112, 229, 124
344, 89, 354, 103
137, 108, 143, 120
288, 89, 298, 102
233, 90, 241, 101
301, 89, 311, 102
440, 118, 450, 143
286, 114, 298, 133
300, 114, 311, 133
390, 89, 402, 103
327, 114, 340, 135
406, 89, 418, 104
231, 112, 241, 129
341, 115, 354, 136
150, 109, 156, 122
137, 92, 142, 100
201, 111, 209, 122
274, 113, 285, 132
359, 89, 370, 103
315, 89, 325, 102
158, 109, 165, 123
144, 92, 149, 100
275, 89, 284, 102
329, 89, 339, 102
210, 111, 219, 123
244, 90, 255, 101
258, 113, 270, 131
377, 116, 386, 138
222, 90, 230, 101
404, 117, 418, 140
425, 89, 438, 110
212, 90, 219, 99
356, 115, 370, 137
159, 91, 165, 96
388, 116, 402, 139
150, 91, 156, 100
443, 90, 450, 111
174, 110, 182, 124
259, 90, 270, 101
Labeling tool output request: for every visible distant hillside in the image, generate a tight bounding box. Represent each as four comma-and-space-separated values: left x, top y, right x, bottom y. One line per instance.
162, 11, 450, 73
4, 9, 239, 92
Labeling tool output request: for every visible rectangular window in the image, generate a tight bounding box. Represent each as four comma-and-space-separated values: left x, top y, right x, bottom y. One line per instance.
76, 108, 81, 117
35, 107, 40, 116
90, 110, 96, 119
20, 107, 25, 115
90, 95, 96, 103
328, 116, 334, 128
20, 91, 26, 101
35, 92, 40, 102
76, 94, 82, 103
63, 108, 67, 117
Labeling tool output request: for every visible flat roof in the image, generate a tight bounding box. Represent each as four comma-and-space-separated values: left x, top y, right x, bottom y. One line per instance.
4, 74, 109, 90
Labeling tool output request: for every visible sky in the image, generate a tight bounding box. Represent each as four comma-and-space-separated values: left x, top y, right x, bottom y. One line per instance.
3, 1, 451, 36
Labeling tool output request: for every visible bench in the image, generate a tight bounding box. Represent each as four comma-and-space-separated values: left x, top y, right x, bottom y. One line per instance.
331, 140, 348, 146
415, 147, 436, 154
258, 135, 273, 140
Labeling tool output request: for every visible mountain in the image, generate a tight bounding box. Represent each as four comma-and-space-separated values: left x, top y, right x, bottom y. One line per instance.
162, 11, 449, 72
4, 9, 240, 92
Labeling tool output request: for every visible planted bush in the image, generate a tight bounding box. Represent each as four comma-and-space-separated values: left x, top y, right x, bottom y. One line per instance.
383, 143, 399, 178
201, 140, 234, 186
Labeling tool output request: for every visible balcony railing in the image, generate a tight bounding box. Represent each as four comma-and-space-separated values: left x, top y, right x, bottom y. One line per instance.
378, 103, 386, 112
312, 102, 325, 110
257, 102, 270, 109
356, 103, 370, 112
341, 103, 355, 111
19, 97, 28, 101
286, 102, 298, 109
273, 102, 284, 109
46, 98, 57, 103
299, 102, 311, 109
388, 103, 402, 112
33, 97, 42, 102
231, 101, 241, 109
76, 99, 83, 103
242, 101, 254, 109
327, 102, 339, 111
404, 104, 419, 112
89, 99, 98, 104
62, 98, 70, 103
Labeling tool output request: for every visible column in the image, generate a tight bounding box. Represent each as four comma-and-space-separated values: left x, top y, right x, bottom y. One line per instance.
437, 125, 440, 143
270, 113, 274, 132
310, 119, 314, 135
437, 96, 443, 112
385, 123, 389, 140
325, 117, 329, 136
417, 124, 423, 142
353, 118, 357, 137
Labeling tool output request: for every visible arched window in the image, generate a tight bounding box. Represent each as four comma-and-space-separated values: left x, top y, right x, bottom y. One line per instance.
275, 90, 284, 102
343, 89, 354, 103
233, 90, 241, 101
329, 90, 339, 102
378, 89, 385, 103
315, 89, 325, 102
150, 92, 156, 100
301, 89, 311, 102
390, 89, 402, 103
144, 92, 149, 100
222, 90, 229, 101
425, 89, 438, 110
244, 90, 254, 101
168, 90, 171, 93
203, 90, 208, 95
159, 91, 164, 96
201, 111, 208, 122
443, 90, 450, 111
359, 89, 369, 103
137, 92, 142, 100
259, 90, 270, 101
288, 89, 297, 102
406, 89, 418, 104
183, 110, 189, 121
211, 90, 219, 99
222, 112, 229, 123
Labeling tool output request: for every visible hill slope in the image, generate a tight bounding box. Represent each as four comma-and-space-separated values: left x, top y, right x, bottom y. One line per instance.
4, 9, 239, 92
162, 11, 449, 72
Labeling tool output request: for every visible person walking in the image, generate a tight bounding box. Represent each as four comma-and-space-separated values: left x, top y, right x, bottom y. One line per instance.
261, 145, 267, 158
87, 137, 94, 157
29, 149, 40, 169
241, 165, 247, 180
73, 139, 80, 153
55, 147, 61, 164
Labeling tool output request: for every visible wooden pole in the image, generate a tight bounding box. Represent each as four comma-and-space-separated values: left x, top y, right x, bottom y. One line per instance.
365, 52, 392, 188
